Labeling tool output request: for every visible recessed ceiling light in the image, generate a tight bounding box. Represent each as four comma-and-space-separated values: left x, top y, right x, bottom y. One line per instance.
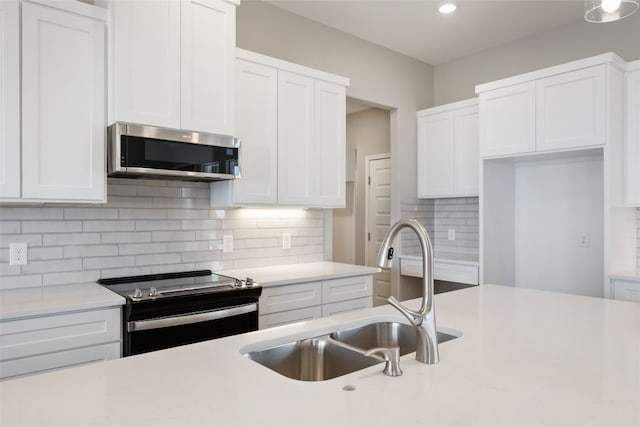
438, 3, 457, 14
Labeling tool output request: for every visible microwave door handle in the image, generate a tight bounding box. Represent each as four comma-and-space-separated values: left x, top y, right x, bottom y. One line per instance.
127, 303, 257, 332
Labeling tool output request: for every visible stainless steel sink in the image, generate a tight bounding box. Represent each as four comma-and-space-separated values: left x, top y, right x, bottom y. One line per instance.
245, 322, 460, 381
246, 337, 380, 381
330, 321, 458, 356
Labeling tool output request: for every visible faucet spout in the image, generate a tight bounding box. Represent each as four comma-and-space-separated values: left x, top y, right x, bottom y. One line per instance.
376, 219, 439, 364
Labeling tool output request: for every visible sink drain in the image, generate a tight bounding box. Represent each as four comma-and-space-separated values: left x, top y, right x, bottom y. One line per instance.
342, 385, 356, 391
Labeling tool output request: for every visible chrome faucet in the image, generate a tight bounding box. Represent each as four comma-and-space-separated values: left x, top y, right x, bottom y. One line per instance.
376, 219, 439, 365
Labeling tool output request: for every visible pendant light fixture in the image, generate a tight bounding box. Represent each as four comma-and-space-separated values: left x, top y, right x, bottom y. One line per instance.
584, 0, 639, 23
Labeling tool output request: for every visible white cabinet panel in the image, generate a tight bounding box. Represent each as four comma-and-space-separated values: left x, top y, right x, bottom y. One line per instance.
181, 0, 235, 135
322, 276, 372, 305
114, 0, 180, 129
417, 99, 478, 198
314, 80, 346, 207
417, 111, 454, 197
259, 306, 322, 330
612, 279, 640, 302
627, 69, 640, 205
0, 307, 121, 380
454, 105, 479, 195
21, 1, 105, 201
322, 297, 371, 318
277, 71, 315, 205
479, 82, 535, 157
536, 65, 606, 152
0, 0, 19, 199
259, 282, 322, 315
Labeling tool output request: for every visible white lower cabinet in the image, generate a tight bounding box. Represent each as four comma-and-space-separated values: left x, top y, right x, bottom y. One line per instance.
400, 257, 479, 286
258, 275, 373, 329
0, 307, 121, 380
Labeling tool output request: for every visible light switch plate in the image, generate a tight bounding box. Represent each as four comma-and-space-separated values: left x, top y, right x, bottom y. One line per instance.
448, 229, 455, 241
282, 233, 292, 249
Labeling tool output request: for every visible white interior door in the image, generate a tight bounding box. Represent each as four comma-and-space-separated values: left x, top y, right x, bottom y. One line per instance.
366, 155, 391, 307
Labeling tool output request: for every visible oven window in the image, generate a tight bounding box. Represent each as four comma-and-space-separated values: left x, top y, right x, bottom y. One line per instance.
121, 135, 238, 174
126, 310, 257, 356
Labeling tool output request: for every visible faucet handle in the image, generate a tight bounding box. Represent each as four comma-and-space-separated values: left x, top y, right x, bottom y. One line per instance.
365, 346, 403, 377
388, 296, 424, 327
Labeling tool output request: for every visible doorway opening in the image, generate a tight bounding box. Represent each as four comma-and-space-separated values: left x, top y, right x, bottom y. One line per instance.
332, 99, 391, 306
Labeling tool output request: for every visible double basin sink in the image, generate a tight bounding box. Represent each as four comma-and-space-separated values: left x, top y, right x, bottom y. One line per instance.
245, 322, 459, 381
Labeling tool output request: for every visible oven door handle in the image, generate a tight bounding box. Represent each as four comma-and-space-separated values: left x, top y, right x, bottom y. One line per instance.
127, 303, 257, 332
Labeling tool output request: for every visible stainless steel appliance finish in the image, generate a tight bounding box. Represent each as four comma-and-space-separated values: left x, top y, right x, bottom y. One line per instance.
107, 122, 241, 181
377, 219, 440, 365
98, 270, 261, 356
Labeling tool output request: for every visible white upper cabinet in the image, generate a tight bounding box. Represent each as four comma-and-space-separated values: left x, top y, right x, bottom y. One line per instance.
417, 98, 478, 198
2, 0, 107, 203
536, 65, 606, 151
479, 82, 535, 158
627, 63, 640, 206
476, 53, 625, 158
277, 71, 315, 205
211, 49, 349, 208
0, 0, 20, 199
111, 0, 236, 135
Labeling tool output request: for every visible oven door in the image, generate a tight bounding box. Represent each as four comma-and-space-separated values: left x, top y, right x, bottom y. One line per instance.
125, 302, 258, 356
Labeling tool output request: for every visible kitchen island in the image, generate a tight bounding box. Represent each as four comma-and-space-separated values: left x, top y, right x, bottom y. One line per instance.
1, 284, 639, 426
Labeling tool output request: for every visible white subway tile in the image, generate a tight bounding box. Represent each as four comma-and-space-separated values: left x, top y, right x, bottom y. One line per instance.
180, 187, 210, 199
166, 241, 209, 252
152, 231, 196, 242
83, 220, 135, 232
135, 253, 181, 266
0, 221, 21, 234
297, 253, 324, 263
0, 207, 63, 220
150, 263, 197, 274
64, 245, 118, 258
136, 185, 181, 198
181, 220, 217, 230
167, 180, 207, 188
29, 247, 64, 260
106, 196, 153, 208
43, 270, 101, 286
107, 184, 137, 197
194, 231, 218, 241
0, 263, 21, 276
22, 221, 82, 233
83, 256, 135, 270
118, 209, 168, 220
101, 232, 151, 244
180, 251, 220, 263
0, 234, 43, 248
43, 233, 101, 246
152, 198, 209, 209
135, 220, 181, 231
167, 209, 209, 220
64, 208, 118, 220
0, 274, 43, 289
119, 243, 167, 255
100, 266, 151, 279
193, 261, 232, 271
22, 259, 82, 274
244, 238, 279, 249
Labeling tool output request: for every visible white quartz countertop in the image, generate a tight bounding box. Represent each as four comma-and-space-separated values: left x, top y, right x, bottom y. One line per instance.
0, 283, 125, 320
217, 261, 380, 287
2, 284, 639, 426
610, 268, 640, 282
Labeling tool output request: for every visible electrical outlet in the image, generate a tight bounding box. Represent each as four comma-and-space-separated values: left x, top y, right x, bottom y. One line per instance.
9, 243, 27, 265
579, 233, 590, 248
282, 233, 292, 249
448, 229, 455, 241
223, 235, 233, 253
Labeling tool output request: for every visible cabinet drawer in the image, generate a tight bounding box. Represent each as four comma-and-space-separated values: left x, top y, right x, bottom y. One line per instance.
0, 308, 121, 361
322, 297, 372, 318
1, 342, 120, 380
259, 282, 322, 315
322, 276, 372, 304
259, 306, 322, 329
612, 279, 640, 302
434, 262, 478, 285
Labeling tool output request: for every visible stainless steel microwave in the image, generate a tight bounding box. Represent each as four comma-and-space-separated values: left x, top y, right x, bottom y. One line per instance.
107, 122, 240, 181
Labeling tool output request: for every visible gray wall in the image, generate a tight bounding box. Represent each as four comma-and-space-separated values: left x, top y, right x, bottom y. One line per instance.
236, 0, 434, 215
434, 15, 640, 105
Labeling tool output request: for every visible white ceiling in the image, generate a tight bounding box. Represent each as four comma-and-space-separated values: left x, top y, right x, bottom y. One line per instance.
264, 0, 587, 65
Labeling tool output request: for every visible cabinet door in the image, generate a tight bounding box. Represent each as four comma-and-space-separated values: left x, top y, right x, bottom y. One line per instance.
417, 111, 454, 197
627, 69, 640, 205
536, 65, 606, 152
313, 81, 346, 207
454, 105, 479, 195
114, 0, 180, 129
0, 0, 20, 199
21, 1, 106, 201
479, 82, 535, 157
181, 0, 235, 135
278, 71, 314, 205
232, 59, 278, 204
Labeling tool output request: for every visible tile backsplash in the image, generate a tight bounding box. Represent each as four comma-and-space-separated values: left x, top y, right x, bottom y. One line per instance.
0, 179, 325, 290
400, 197, 479, 258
